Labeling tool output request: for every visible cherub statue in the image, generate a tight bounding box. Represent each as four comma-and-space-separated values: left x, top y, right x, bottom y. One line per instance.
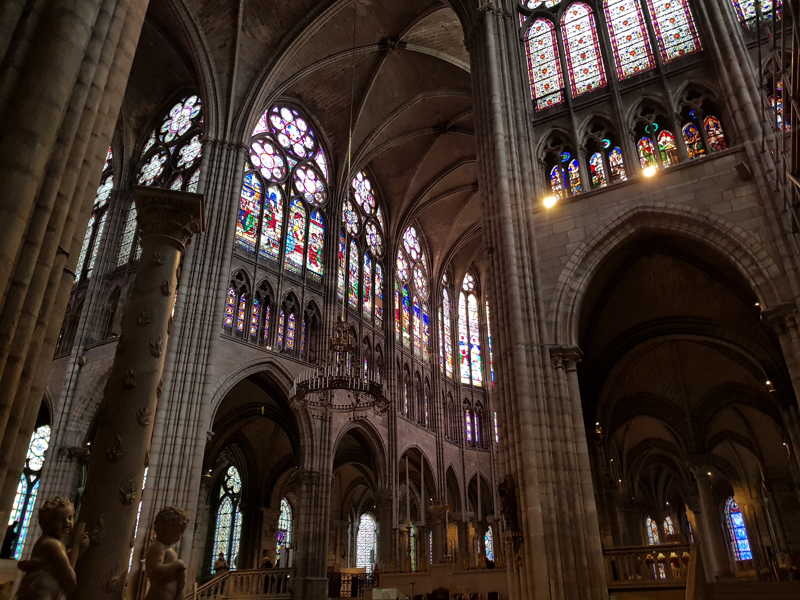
145, 507, 189, 600
17, 496, 88, 600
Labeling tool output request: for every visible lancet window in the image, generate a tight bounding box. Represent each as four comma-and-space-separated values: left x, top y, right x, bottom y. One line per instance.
76, 148, 114, 282
458, 272, 483, 387
211, 465, 243, 573
356, 513, 378, 573
276, 498, 293, 564
338, 171, 385, 326
7, 424, 50, 559
724, 497, 752, 561
394, 225, 430, 362
730, 0, 782, 27
645, 516, 660, 545
439, 275, 455, 379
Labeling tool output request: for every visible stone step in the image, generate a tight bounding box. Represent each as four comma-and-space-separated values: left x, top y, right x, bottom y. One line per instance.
707, 581, 800, 600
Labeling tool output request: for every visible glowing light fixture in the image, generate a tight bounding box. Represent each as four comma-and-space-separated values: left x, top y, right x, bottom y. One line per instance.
543, 195, 559, 209
642, 165, 658, 178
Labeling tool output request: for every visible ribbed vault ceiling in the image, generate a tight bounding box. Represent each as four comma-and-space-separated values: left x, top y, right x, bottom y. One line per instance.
128, 0, 481, 276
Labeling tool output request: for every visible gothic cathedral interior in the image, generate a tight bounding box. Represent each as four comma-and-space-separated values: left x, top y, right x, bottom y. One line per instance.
1, 1, 800, 599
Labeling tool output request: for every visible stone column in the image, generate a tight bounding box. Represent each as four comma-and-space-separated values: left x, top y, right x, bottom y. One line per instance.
294, 469, 332, 599
74, 188, 202, 599
467, 2, 606, 597
376, 488, 394, 570
691, 469, 732, 580
428, 504, 447, 564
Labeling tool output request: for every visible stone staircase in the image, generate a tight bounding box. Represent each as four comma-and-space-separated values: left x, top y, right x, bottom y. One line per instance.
705, 582, 800, 599
186, 569, 293, 600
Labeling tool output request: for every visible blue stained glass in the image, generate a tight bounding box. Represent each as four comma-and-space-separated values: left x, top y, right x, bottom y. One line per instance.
284, 199, 306, 274
724, 497, 753, 561
307, 209, 325, 276
211, 465, 243, 573
9, 425, 50, 560
568, 158, 582, 194
731, 0, 782, 27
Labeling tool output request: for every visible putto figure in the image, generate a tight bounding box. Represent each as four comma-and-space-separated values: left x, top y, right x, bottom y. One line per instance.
17, 497, 88, 600
145, 507, 189, 600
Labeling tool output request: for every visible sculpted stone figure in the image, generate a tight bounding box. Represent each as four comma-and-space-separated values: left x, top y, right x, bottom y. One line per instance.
145, 507, 189, 600
16, 497, 88, 600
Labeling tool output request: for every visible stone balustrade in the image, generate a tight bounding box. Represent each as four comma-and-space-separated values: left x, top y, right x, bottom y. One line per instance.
189, 569, 293, 599
603, 544, 692, 588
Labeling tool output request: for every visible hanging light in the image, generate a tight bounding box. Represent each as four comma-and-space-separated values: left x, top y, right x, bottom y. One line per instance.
542, 194, 559, 209
642, 165, 658, 178
292, 0, 386, 414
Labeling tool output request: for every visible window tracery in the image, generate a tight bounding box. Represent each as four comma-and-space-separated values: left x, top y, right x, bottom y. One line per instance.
395, 226, 430, 362
76, 148, 113, 282
724, 497, 752, 561
339, 171, 385, 327
136, 94, 204, 192
440, 275, 455, 379
276, 497, 293, 563
730, 0, 781, 28
458, 272, 483, 387
211, 465, 243, 573
646, 0, 701, 63
562, 3, 607, 97
8, 424, 50, 559
604, 0, 654, 80
236, 105, 329, 281
645, 516, 660, 545
356, 513, 377, 573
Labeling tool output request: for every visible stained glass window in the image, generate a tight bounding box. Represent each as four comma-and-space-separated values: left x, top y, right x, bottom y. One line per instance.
395, 226, 430, 360
340, 171, 385, 323
137, 94, 204, 192
236, 105, 329, 279
363, 253, 373, 316
637, 136, 658, 168
441, 283, 454, 378
493, 411, 500, 443
731, 0, 782, 27
236, 293, 248, 335
589, 152, 608, 188
645, 516, 660, 545
604, 0, 654, 79
465, 407, 474, 442
348, 241, 360, 308
663, 515, 675, 536
550, 165, 568, 198
286, 313, 297, 351
682, 122, 706, 159
609, 147, 627, 181
770, 81, 789, 130
249, 298, 261, 341
284, 199, 307, 274
657, 130, 679, 166
459, 273, 483, 387
277, 310, 285, 349
223, 288, 236, 330
724, 497, 752, 561
525, 19, 565, 110
567, 158, 583, 194
276, 498, 293, 562
356, 513, 378, 573
375, 263, 384, 323
485, 526, 495, 562
116, 202, 141, 267
562, 3, 606, 97
8, 424, 50, 559
646, 0, 701, 63
458, 293, 470, 384
337, 230, 347, 299
211, 465, 243, 573
703, 115, 728, 152
77, 149, 114, 282
485, 302, 495, 384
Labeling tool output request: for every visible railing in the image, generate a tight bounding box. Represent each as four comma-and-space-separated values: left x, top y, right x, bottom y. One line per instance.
604, 544, 691, 588
188, 569, 293, 600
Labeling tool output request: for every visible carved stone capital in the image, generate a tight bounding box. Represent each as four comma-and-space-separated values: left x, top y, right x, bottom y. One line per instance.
549, 345, 582, 370
133, 187, 204, 252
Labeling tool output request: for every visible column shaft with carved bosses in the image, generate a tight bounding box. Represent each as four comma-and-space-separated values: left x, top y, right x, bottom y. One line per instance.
74, 188, 203, 600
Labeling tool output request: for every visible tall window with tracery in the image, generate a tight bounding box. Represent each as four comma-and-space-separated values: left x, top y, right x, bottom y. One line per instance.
235, 105, 329, 280
561, 3, 607, 97
645, 516, 660, 545
663, 515, 675, 537
485, 302, 495, 385
724, 497, 752, 561
604, 0, 654, 80
524, 18, 565, 110
395, 226, 430, 361
7, 424, 50, 559
485, 526, 495, 562
339, 171, 385, 325
210, 465, 243, 573
645, 0, 701, 63
356, 513, 378, 573
458, 272, 483, 387
76, 148, 113, 282
276, 497, 293, 564
439, 275, 455, 379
